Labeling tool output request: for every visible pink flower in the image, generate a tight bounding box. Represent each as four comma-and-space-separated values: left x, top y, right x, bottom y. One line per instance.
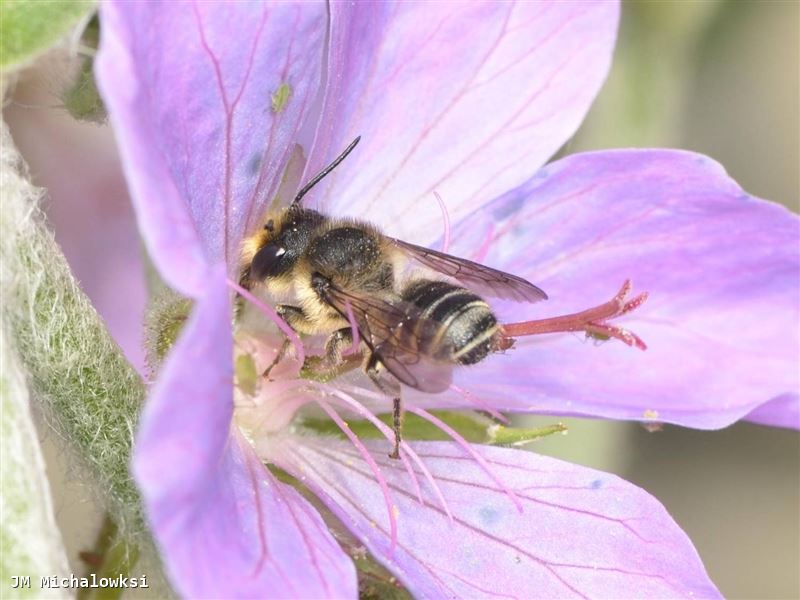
96, 1, 798, 597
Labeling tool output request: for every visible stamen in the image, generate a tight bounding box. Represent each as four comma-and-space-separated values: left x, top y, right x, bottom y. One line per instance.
434, 190, 451, 254
499, 280, 649, 351
312, 397, 399, 553
313, 382, 454, 522
341, 299, 360, 356
406, 405, 524, 513
227, 278, 305, 364
449, 383, 511, 425
314, 383, 420, 496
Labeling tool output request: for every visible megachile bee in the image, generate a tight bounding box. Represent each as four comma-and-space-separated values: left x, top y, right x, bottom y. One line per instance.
241, 138, 645, 457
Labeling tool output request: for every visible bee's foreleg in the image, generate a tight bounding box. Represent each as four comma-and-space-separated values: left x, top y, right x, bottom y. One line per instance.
263, 304, 308, 378
366, 355, 403, 460
263, 338, 290, 378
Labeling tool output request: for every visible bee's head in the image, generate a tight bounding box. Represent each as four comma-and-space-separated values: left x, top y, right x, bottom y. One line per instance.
246, 207, 324, 282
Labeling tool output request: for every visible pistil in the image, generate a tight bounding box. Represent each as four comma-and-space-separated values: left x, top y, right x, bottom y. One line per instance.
497, 280, 649, 350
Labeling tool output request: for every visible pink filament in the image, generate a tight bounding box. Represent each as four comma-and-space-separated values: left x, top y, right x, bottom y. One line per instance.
449, 384, 510, 425
314, 383, 421, 498
226, 278, 305, 364
313, 397, 399, 553
315, 382, 454, 522
406, 405, 523, 513
434, 190, 451, 254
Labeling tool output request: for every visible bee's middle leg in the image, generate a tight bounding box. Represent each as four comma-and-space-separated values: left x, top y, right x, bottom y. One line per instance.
365, 355, 403, 460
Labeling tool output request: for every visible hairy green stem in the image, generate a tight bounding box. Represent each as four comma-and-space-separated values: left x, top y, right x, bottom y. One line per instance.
0, 120, 145, 538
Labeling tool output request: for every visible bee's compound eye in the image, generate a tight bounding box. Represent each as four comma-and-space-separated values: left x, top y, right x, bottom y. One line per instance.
250, 243, 288, 280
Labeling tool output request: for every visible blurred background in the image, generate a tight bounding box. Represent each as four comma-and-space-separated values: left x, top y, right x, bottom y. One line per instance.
4, 1, 798, 598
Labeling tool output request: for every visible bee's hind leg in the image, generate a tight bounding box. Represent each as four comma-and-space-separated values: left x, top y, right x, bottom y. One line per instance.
366, 355, 403, 460
299, 327, 362, 382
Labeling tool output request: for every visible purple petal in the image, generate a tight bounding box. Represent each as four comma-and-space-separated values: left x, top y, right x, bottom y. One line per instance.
744, 394, 799, 429
134, 270, 356, 598
304, 1, 619, 245
6, 104, 147, 370
411, 150, 799, 429
276, 438, 720, 599
96, 1, 327, 291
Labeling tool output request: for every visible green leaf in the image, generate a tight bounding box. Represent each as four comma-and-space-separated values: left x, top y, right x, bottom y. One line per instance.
0, 1, 96, 71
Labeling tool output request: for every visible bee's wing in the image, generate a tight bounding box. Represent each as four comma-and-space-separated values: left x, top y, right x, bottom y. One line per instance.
392, 239, 547, 303
322, 284, 453, 393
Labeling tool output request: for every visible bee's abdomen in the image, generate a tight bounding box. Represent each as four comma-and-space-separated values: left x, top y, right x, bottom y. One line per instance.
402, 280, 499, 365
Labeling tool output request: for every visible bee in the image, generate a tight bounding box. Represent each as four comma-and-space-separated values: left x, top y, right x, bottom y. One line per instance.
241, 137, 549, 458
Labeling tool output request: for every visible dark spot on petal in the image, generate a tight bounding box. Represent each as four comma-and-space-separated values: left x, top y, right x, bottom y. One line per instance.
491, 195, 524, 220
590, 479, 604, 489
247, 152, 262, 177
478, 506, 502, 526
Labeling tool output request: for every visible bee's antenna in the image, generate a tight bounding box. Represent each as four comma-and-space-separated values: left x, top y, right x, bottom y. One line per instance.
292, 136, 361, 208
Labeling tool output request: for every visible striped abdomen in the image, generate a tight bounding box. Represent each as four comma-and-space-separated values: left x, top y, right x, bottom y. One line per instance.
401, 280, 499, 365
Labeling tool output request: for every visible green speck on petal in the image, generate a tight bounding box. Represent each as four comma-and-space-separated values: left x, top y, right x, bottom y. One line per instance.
585, 331, 611, 342
270, 83, 292, 113
0, 0, 96, 71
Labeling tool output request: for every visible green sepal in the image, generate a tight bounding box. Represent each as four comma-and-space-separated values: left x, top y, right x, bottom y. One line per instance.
303, 409, 568, 446
76, 514, 139, 600
302, 410, 492, 442
355, 554, 412, 600
487, 422, 568, 447
61, 16, 106, 124
144, 289, 192, 374
0, 1, 96, 71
